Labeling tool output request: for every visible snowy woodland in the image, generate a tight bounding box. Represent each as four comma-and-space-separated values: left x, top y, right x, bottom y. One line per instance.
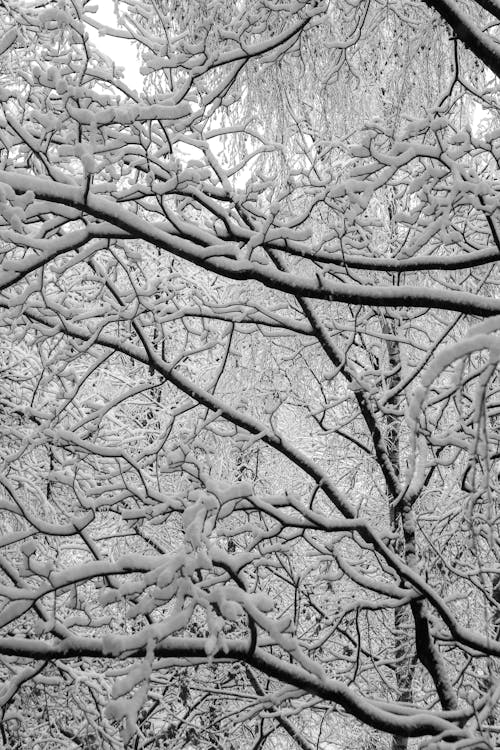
3, 0, 500, 748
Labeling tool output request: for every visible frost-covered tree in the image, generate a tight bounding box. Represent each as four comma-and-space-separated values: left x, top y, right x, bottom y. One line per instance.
1, 1, 500, 749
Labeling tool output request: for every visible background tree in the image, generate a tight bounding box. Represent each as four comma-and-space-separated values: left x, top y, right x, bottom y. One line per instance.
1, 1, 500, 748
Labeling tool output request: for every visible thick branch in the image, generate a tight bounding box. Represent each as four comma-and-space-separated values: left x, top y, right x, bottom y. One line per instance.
0, 636, 471, 740
422, 0, 500, 78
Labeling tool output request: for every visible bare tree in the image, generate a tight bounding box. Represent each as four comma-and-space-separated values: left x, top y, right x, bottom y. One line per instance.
1, 1, 500, 748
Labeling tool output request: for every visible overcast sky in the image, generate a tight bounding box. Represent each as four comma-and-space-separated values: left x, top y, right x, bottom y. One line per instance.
87, 4, 142, 91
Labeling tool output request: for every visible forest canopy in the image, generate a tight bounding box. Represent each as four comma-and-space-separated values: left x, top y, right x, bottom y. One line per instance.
1, 1, 500, 748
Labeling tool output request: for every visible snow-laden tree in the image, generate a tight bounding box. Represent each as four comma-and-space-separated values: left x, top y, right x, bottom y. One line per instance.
1, 1, 500, 748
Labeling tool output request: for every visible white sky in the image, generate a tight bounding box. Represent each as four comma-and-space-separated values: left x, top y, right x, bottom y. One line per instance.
85, 4, 215, 168
86, 4, 143, 91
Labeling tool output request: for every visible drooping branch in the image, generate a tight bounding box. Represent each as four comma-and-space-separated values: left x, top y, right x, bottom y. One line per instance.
0, 636, 473, 740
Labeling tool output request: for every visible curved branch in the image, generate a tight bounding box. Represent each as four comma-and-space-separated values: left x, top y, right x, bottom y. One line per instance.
0, 636, 473, 740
